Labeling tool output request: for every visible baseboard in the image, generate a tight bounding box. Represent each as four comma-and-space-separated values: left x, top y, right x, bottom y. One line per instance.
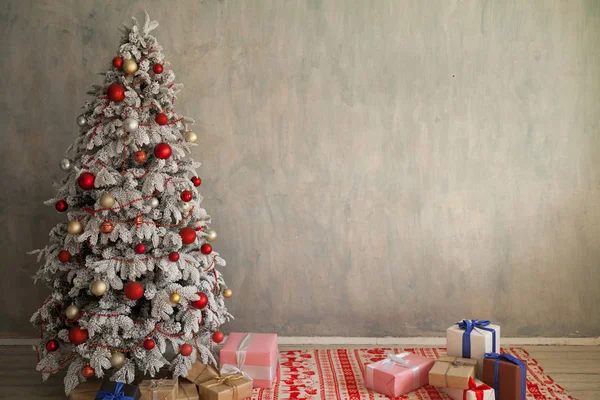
3, 336, 599, 346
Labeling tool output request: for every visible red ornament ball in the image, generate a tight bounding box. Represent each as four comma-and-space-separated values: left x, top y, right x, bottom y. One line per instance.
133, 150, 147, 163
200, 243, 212, 255
191, 292, 208, 309
112, 56, 124, 68
69, 326, 89, 345
179, 343, 193, 356
212, 330, 225, 344
154, 143, 172, 160
153, 64, 163, 74
58, 250, 71, 263
155, 113, 168, 126
143, 338, 155, 350
78, 172, 96, 190
179, 227, 197, 245
124, 281, 144, 301
107, 83, 125, 102
180, 190, 193, 202
191, 177, 201, 187
81, 365, 95, 378
55, 200, 68, 212
45, 339, 59, 352
134, 243, 146, 254
168, 252, 180, 262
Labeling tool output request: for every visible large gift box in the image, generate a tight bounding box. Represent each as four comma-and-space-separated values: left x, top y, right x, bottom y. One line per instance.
185, 360, 219, 387
447, 319, 500, 377
198, 374, 253, 400
482, 353, 527, 400
364, 351, 435, 397
68, 380, 103, 400
443, 377, 495, 400
177, 380, 200, 400
428, 356, 477, 389
220, 332, 278, 388
96, 381, 141, 399
139, 378, 179, 400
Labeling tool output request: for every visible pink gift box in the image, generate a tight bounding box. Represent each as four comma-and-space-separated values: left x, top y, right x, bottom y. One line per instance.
219, 332, 278, 388
364, 351, 435, 397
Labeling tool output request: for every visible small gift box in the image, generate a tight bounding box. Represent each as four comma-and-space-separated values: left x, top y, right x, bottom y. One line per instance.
482, 353, 527, 400
443, 377, 495, 400
198, 374, 253, 400
139, 378, 179, 400
428, 356, 477, 389
177, 380, 199, 400
68, 380, 103, 400
220, 332, 278, 388
447, 319, 500, 378
185, 360, 219, 387
96, 381, 141, 400
364, 351, 435, 397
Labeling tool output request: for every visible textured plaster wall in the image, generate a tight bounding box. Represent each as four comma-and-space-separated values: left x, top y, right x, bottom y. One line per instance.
1, 0, 599, 338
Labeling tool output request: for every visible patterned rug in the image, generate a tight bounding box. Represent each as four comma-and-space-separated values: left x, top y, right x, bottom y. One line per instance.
251, 347, 574, 399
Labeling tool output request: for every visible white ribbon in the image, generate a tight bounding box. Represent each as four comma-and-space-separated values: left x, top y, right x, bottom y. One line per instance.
235, 333, 255, 369
366, 351, 420, 390
220, 333, 277, 381
220, 363, 253, 381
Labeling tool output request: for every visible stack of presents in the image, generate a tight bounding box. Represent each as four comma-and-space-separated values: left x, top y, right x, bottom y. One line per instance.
365, 319, 527, 399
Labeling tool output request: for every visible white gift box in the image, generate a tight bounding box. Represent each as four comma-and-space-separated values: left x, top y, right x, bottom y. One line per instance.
443, 378, 495, 400
446, 319, 500, 378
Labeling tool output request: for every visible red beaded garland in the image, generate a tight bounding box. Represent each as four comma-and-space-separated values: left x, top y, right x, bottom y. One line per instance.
153, 64, 163, 74
168, 252, 180, 262
155, 113, 168, 126
179, 227, 196, 245
212, 331, 225, 344
58, 250, 71, 263
134, 243, 146, 254
55, 200, 68, 212
179, 343, 193, 356
124, 281, 144, 301
180, 190, 192, 202
112, 56, 124, 68
200, 243, 212, 255
191, 292, 208, 309
78, 172, 96, 190
143, 338, 155, 350
154, 143, 172, 160
191, 177, 201, 187
107, 83, 125, 102
45, 339, 59, 352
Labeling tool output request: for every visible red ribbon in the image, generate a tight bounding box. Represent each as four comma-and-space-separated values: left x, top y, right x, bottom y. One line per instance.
464, 377, 492, 400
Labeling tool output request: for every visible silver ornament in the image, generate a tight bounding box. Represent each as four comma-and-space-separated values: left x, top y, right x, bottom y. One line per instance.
123, 118, 139, 133
178, 201, 192, 213
148, 198, 159, 208
206, 228, 217, 242
60, 158, 72, 171
76, 115, 87, 127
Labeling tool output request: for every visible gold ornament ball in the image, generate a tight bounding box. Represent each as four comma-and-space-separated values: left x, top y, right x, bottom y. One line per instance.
90, 280, 108, 296
65, 305, 81, 320
99, 193, 116, 208
184, 130, 198, 144
123, 59, 138, 74
110, 352, 126, 368
67, 220, 83, 235
223, 288, 233, 298
100, 221, 114, 234
206, 228, 217, 242
169, 292, 181, 304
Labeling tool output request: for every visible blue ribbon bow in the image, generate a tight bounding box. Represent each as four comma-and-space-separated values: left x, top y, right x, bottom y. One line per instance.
457, 319, 497, 358
484, 352, 526, 400
96, 382, 135, 400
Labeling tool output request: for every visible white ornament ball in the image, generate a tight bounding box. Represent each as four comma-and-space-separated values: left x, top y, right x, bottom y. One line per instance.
90, 280, 108, 296
178, 201, 192, 213
148, 198, 159, 208
184, 130, 198, 143
60, 159, 72, 171
123, 118, 139, 133
206, 228, 217, 242
110, 352, 126, 368
76, 115, 87, 127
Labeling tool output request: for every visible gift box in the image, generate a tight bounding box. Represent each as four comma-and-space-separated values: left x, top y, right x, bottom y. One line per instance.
364, 351, 435, 397
198, 374, 253, 400
96, 381, 141, 400
68, 380, 103, 400
443, 377, 495, 400
177, 380, 199, 400
139, 378, 179, 400
447, 319, 500, 377
482, 353, 527, 400
185, 360, 219, 387
220, 332, 278, 388
428, 356, 477, 389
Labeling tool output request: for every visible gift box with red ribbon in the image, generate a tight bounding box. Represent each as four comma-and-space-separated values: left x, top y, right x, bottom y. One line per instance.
443, 377, 495, 400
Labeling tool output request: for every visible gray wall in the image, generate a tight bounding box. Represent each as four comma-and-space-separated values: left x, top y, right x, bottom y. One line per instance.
2, 0, 599, 339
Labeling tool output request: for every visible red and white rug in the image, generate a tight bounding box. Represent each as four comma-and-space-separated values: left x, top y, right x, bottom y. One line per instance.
252, 347, 574, 399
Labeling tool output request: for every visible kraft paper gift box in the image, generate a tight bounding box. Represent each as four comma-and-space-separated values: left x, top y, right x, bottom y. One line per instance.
68, 380, 103, 400
482, 353, 527, 400
428, 356, 477, 389
198, 374, 253, 400
447, 319, 500, 378
176, 380, 200, 400
95, 381, 141, 400
219, 332, 278, 388
363, 351, 435, 397
139, 378, 179, 400
443, 377, 495, 400
185, 360, 219, 387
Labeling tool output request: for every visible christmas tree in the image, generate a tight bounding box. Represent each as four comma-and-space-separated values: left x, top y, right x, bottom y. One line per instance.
30, 13, 232, 395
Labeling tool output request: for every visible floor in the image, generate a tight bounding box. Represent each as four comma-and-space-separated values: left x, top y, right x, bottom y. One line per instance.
0, 345, 598, 399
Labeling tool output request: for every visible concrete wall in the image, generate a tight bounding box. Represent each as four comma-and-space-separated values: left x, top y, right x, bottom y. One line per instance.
1, 0, 599, 338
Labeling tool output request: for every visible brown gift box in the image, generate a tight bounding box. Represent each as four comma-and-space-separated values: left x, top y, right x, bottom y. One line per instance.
139, 378, 179, 400
483, 357, 526, 400
185, 360, 220, 387
429, 356, 477, 389
199, 374, 253, 400
68, 380, 103, 400
177, 379, 200, 399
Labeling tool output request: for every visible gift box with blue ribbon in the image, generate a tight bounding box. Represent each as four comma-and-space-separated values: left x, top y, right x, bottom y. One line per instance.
446, 319, 500, 378
482, 352, 526, 400
95, 381, 141, 400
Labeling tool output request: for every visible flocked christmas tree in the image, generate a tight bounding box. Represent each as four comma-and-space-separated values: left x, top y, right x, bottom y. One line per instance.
30, 13, 232, 394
